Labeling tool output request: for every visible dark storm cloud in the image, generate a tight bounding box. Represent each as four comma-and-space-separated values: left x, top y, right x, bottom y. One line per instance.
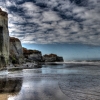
0, 0, 100, 45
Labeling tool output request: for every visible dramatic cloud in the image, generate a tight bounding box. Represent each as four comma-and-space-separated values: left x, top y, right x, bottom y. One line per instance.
0, 0, 100, 45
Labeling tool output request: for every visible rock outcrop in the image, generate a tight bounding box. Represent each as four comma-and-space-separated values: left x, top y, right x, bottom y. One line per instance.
43, 54, 64, 62
9, 37, 23, 64
23, 48, 43, 62
0, 8, 9, 68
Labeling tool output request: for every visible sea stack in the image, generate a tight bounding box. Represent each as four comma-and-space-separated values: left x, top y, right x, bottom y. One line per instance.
0, 8, 9, 68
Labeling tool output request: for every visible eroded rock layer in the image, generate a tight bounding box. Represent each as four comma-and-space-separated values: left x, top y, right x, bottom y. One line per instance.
0, 8, 9, 68
23, 48, 43, 62
43, 54, 64, 62
10, 37, 23, 64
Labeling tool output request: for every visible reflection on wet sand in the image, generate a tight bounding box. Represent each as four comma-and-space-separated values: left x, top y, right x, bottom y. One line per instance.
0, 78, 22, 93
0, 77, 22, 100
8, 78, 67, 100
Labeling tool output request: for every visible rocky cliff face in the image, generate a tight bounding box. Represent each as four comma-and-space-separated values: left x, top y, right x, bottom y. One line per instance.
9, 37, 23, 64
23, 48, 42, 62
0, 8, 9, 68
43, 54, 64, 62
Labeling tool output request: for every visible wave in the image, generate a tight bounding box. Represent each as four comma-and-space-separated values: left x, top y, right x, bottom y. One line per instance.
63, 61, 100, 65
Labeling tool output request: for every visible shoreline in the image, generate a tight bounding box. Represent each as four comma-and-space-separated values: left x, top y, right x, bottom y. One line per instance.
0, 61, 100, 71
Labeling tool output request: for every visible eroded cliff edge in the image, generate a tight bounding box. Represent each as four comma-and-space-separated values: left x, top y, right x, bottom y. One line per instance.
23, 48, 43, 62
0, 8, 9, 69
9, 37, 24, 64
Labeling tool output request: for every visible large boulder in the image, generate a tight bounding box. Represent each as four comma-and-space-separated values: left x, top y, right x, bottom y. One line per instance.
9, 37, 24, 64
0, 8, 9, 68
23, 48, 42, 62
43, 54, 64, 62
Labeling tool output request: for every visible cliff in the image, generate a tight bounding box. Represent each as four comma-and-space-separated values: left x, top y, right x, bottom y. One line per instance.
43, 54, 64, 62
0, 8, 64, 68
9, 37, 23, 64
23, 48, 43, 62
0, 8, 9, 68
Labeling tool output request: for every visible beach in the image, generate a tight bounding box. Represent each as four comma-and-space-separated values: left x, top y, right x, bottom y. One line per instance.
0, 63, 100, 100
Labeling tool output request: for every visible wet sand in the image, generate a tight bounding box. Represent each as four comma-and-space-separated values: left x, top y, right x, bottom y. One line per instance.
0, 93, 10, 100
0, 93, 18, 100
0, 64, 100, 100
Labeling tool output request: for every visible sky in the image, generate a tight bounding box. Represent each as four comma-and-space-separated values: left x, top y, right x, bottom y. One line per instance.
0, 0, 100, 61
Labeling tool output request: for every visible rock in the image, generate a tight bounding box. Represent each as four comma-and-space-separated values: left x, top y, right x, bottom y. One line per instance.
0, 8, 9, 69
9, 37, 24, 64
23, 48, 43, 62
56, 57, 64, 62
43, 53, 64, 62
